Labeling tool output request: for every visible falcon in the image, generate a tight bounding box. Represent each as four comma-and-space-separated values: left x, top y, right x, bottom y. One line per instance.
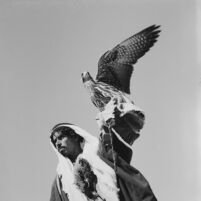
81, 25, 161, 112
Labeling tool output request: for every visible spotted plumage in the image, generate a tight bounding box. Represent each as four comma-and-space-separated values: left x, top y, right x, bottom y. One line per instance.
81, 25, 161, 111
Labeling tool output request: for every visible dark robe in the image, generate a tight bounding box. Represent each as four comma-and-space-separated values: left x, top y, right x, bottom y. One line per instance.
98, 131, 157, 201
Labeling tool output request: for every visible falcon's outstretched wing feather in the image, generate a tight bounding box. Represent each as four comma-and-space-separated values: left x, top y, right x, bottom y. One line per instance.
96, 25, 161, 94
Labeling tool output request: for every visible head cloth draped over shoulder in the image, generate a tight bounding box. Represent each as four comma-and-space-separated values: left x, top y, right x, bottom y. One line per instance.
50, 123, 119, 201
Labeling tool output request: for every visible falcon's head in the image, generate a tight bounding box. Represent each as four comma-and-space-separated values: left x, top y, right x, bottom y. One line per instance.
81, 71, 95, 83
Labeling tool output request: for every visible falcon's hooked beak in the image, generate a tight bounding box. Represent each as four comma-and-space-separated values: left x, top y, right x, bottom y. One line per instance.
81, 71, 94, 83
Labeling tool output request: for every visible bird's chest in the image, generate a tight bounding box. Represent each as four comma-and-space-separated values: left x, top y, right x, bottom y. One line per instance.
90, 87, 110, 109
91, 84, 124, 110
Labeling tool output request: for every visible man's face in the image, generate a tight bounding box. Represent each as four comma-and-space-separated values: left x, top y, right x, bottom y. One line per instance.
52, 131, 80, 159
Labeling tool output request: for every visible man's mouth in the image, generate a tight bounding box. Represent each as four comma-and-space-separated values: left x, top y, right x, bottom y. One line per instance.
59, 147, 66, 152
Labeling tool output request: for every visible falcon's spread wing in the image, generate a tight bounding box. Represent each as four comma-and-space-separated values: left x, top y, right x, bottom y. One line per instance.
96, 25, 161, 94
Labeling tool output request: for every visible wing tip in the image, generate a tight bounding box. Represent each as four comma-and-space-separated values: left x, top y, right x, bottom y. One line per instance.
141, 24, 162, 36
149, 24, 161, 30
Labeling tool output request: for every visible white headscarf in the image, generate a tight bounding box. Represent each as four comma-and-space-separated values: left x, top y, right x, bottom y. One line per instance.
50, 123, 119, 201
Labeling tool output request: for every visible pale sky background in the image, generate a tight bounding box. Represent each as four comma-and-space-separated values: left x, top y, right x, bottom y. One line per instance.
0, 0, 200, 201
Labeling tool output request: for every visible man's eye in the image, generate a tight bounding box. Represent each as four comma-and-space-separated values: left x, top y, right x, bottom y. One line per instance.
58, 134, 66, 140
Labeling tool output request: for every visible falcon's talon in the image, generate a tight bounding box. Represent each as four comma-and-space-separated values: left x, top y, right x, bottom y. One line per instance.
106, 118, 116, 128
